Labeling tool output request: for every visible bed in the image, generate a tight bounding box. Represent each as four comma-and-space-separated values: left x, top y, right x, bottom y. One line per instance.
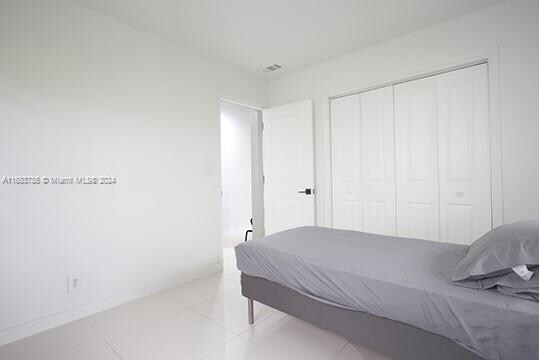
235, 226, 539, 360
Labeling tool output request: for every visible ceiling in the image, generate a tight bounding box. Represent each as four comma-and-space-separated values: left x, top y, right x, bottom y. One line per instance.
73, 0, 504, 79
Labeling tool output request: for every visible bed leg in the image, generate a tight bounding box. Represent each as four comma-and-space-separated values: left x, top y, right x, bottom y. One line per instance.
248, 298, 254, 325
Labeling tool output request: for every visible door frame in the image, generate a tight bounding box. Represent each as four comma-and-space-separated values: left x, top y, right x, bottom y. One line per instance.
328, 48, 504, 229
219, 99, 265, 244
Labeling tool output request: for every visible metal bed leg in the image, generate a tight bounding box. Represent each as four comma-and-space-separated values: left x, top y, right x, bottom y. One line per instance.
248, 298, 254, 325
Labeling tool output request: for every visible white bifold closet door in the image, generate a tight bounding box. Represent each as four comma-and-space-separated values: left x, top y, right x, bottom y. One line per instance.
331, 63, 492, 244
394, 64, 491, 243
436, 64, 491, 244
331, 86, 396, 235
394, 76, 441, 241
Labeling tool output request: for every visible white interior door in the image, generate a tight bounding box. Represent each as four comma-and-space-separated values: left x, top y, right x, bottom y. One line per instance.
437, 64, 491, 244
263, 100, 315, 235
330, 87, 396, 235
394, 76, 441, 241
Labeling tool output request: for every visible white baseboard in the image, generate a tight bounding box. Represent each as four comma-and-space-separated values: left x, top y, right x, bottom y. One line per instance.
0, 262, 221, 347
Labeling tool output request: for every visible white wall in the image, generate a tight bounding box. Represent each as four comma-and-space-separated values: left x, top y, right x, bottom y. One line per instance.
268, 0, 539, 227
220, 103, 254, 238
0, 0, 266, 345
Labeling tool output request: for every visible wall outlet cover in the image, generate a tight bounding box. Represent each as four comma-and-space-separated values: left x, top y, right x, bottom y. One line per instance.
67, 275, 82, 294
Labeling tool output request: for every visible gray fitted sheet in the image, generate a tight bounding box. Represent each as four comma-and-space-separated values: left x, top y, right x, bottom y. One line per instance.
235, 226, 539, 360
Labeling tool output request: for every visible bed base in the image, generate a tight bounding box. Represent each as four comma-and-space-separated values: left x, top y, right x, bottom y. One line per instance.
242, 273, 483, 360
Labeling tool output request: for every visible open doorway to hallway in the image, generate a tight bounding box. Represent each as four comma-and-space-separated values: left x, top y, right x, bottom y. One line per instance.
220, 101, 262, 249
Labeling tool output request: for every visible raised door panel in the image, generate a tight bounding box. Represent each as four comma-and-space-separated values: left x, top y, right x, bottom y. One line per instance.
437, 64, 492, 244
359, 86, 396, 235
330, 95, 361, 231
394, 77, 440, 241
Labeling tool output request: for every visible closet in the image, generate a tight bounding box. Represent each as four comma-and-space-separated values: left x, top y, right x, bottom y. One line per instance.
330, 63, 492, 244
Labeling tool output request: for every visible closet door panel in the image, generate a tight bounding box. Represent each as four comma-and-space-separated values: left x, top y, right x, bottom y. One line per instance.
437, 64, 491, 244
359, 87, 396, 235
394, 77, 440, 241
331, 95, 361, 231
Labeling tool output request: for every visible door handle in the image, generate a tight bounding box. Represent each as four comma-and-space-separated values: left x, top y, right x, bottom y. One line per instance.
298, 188, 314, 195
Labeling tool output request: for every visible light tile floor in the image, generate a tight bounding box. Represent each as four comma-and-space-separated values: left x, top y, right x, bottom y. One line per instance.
0, 249, 390, 360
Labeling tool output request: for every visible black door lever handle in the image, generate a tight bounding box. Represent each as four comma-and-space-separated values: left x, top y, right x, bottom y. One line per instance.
298, 188, 313, 195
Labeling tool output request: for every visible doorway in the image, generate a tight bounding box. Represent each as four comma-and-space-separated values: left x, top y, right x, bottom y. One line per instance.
219, 97, 315, 255
220, 101, 262, 249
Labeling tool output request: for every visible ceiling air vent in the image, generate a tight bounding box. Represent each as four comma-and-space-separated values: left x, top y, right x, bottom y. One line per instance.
263, 64, 283, 72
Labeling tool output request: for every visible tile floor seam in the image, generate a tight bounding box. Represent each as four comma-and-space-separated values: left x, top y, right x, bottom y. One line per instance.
183, 308, 242, 336
104, 338, 124, 360
165, 275, 238, 300
163, 272, 233, 301
104, 308, 235, 360
236, 310, 282, 339
78, 318, 110, 357
86, 290, 188, 336
87, 274, 240, 343
182, 286, 240, 309
187, 271, 228, 284
220, 274, 240, 282
187, 299, 280, 340
195, 334, 242, 360
329, 340, 350, 360
102, 306, 190, 344
159, 288, 192, 308
192, 305, 275, 336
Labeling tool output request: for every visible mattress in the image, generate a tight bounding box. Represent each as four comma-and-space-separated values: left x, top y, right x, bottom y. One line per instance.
235, 226, 539, 360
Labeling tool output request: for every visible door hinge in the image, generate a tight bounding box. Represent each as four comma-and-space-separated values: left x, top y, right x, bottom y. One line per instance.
261, 122, 264, 130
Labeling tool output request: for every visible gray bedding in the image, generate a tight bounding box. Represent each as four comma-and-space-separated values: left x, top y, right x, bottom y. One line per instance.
235, 226, 539, 360
455, 266, 539, 299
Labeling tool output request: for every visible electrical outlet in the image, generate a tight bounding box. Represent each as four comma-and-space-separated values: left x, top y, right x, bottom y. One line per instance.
67, 275, 82, 294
